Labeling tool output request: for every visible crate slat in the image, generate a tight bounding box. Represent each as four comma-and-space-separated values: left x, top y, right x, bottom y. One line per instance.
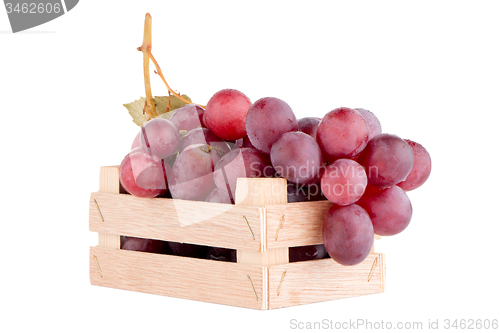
268, 253, 385, 309
89, 193, 263, 251
90, 247, 266, 309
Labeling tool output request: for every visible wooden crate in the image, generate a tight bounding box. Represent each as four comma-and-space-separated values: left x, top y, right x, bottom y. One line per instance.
89, 166, 385, 310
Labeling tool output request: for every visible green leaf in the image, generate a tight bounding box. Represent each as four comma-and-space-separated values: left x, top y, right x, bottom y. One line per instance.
123, 94, 193, 127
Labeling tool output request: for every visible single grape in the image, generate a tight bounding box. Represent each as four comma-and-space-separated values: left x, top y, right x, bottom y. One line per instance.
168, 143, 225, 201
168, 241, 209, 259
357, 185, 412, 236
169, 104, 205, 131
397, 140, 431, 191
119, 148, 168, 198
357, 133, 414, 188
131, 131, 141, 149
205, 188, 232, 204
323, 204, 374, 266
213, 148, 274, 202
316, 107, 370, 161
320, 159, 367, 206
140, 118, 181, 159
246, 97, 299, 154
289, 244, 329, 262
206, 247, 236, 262
270, 131, 325, 186
121, 236, 169, 254
297, 117, 321, 140
355, 108, 382, 140
179, 128, 230, 154
203, 89, 252, 140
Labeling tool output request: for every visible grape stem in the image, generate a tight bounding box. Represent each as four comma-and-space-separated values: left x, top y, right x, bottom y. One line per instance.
138, 13, 157, 118
147, 49, 206, 108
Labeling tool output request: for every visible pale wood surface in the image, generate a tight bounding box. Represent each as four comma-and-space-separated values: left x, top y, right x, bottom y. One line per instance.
266, 201, 382, 249
98, 234, 120, 249
236, 178, 290, 267
99, 166, 121, 194
89, 193, 263, 251
97, 166, 121, 248
235, 178, 288, 206
268, 253, 385, 309
237, 248, 289, 266
90, 247, 266, 309
265, 201, 331, 249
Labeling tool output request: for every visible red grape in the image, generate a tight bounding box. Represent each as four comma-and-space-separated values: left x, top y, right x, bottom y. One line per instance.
297, 117, 321, 140
357, 185, 412, 236
397, 140, 431, 191
169, 104, 205, 131
213, 148, 274, 202
140, 118, 180, 159
121, 236, 169, 254
270, 131, 325, 186
357, 133, 414, 188
179, 128, 230, 154
355, 108, 382, 140
245, 97, 299, 154
321, 159, 367, 206
203, 89, 252, 140
316, 107, 370, 161
131, 131, 141, 149
119, 148, 168, 198
168, 143, 224, 201
323, 204, 374, 266
205, 188, 232, 204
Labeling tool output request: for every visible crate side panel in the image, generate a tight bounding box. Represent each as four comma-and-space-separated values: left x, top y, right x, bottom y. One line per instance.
89, 193, 262, 251
90, 247, 265, 309
266, 201, 331, 249
268, 253, 384, 309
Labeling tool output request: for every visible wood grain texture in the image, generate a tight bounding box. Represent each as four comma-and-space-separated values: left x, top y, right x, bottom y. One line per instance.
90, 247, 266, 309
266, 201, 332, 249
268, 253, 385, 309
98, 234, 120, 249
235, 177, 289, 266
235, 178, 288, 206
266, 201, 382, 249
97, 166, 121, 248
89, 193, 263, 251
237, 248, 289, 266
99, 166, 121, 194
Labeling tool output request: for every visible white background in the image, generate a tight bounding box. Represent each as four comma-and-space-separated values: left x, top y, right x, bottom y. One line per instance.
1, 1, 499, 332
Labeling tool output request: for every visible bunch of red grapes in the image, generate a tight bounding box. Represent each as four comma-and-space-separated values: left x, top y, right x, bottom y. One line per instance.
119, 89, 431, 266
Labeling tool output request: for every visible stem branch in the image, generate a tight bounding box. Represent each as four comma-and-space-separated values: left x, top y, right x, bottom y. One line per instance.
138, 13, 157, 118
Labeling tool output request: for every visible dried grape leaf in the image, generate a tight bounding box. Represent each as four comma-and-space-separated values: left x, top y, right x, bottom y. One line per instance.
124, 94, 192, 127
155, 94, 192, 116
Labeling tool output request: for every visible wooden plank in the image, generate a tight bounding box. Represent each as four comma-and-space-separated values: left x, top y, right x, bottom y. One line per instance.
268, 253, 385, 309
90, 247, 265, 309
237, 248, 289, 266
234, 177, 288, 206
89, 193, 263, 251
99, 166, 121, 194
266, 201, 382, 248
98, 234, 120, 249
266, 201, 331, 249
236, 178, 289, 268
97, 166, 121, 249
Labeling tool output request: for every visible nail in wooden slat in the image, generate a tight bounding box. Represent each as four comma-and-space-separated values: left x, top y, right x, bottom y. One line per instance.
368, 257, 378, 282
